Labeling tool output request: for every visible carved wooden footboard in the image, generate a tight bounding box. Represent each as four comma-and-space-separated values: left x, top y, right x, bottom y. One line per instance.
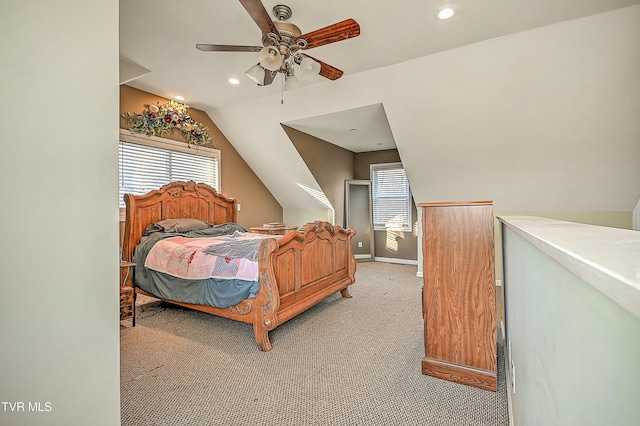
122, 181, 356, 351
252, 221, 356, 351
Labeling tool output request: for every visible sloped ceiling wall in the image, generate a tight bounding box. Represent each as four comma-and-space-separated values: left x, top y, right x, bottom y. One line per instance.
211, 6, 640, 214
284, 125, 355, 226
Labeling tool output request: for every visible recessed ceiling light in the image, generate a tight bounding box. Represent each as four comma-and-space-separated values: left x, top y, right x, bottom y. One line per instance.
229, 78, 240, 85
174, 95, 185, 101
436, 7, 455, 20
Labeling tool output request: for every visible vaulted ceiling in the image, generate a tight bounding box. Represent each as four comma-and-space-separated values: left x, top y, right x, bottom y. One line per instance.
120, 1, 640, 214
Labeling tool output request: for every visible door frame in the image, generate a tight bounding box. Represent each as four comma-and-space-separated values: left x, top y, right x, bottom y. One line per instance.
345, 179, 374, 261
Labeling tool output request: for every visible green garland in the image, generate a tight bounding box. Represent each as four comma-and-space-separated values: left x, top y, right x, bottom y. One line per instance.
122, 100, 212, 146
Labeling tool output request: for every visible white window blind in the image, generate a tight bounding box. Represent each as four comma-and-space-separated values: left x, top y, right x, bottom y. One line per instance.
119, 131, 220, 207
371, 163, 411, 231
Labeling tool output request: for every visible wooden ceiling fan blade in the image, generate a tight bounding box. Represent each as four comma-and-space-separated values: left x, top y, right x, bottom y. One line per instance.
196, 44, 262, 52
239, 0, 280, 40
301, 54, 344, 80
296, 19, 360, 49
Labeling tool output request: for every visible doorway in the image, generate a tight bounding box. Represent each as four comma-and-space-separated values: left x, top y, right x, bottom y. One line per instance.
345, 180, 374, 261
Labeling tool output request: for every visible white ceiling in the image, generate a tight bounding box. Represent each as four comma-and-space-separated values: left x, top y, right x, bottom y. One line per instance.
120, 0, 640, 153
284, 103, 396, 152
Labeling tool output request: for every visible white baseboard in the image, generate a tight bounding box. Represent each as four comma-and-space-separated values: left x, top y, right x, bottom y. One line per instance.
354, 254, 373, 260
374, 257, 418, 266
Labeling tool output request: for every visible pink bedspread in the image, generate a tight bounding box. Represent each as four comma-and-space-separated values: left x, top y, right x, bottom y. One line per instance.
144, 235, 264, 281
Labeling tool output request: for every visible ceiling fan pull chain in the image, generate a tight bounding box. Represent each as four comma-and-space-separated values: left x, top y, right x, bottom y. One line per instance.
281, 73, 285, 104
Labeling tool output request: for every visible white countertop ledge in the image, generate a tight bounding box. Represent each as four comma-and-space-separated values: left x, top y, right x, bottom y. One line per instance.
498, 216, 640, 320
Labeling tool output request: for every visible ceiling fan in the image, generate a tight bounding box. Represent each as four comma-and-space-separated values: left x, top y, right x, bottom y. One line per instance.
196, 0, 360, 88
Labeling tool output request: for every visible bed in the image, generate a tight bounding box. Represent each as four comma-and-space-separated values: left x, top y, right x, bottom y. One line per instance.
122, 180, 356, 351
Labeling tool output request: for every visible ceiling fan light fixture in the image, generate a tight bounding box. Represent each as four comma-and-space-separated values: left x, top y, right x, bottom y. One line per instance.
299, 57, 321, 81
259, 46, 283, 71
245, 64, 265, 85
284, 74, 300, 90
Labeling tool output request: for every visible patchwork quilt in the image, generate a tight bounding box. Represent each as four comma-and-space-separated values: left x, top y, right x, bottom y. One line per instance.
144, 231, 273, 281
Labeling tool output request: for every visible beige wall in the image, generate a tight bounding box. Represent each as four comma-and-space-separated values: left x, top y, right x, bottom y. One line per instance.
283, 209, 334, 227
284, 125, 355, 226
119, 85, 282, 232
284, 128, 419, 262
354, 149, 400, 180
356, 150, 418, 262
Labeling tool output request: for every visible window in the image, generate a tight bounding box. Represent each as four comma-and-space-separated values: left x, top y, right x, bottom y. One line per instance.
371, 163, 411, 231
119, 130, 220, 208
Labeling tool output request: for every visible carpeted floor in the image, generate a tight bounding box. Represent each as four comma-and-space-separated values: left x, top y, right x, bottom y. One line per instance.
121, 261, 508, 426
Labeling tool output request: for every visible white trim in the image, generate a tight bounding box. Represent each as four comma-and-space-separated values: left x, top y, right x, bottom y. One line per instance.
374, 257, 418, 266
354, 254, 373, 260
416, 271, 423, 278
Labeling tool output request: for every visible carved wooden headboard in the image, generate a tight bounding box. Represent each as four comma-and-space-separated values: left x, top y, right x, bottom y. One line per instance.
122, 181, 237, 262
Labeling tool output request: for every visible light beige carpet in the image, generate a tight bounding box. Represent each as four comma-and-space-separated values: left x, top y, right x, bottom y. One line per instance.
121, 261, 508, 426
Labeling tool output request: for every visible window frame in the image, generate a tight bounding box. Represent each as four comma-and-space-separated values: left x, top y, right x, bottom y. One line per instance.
118, 129, 221, 210
370, 162, 412, 232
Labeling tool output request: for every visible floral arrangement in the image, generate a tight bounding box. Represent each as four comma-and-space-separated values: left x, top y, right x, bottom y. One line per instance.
121, 100, 212, 146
